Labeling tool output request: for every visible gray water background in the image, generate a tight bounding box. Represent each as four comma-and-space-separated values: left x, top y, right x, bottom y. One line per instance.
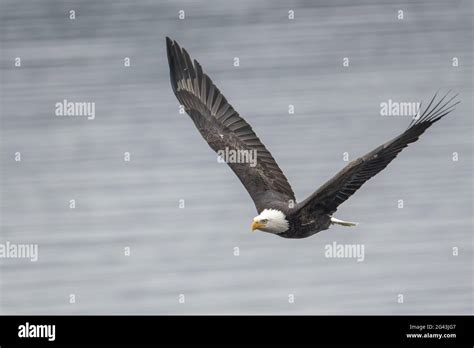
0, 0, 472, 314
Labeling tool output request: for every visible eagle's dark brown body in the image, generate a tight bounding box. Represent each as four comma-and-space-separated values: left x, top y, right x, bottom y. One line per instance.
283, 210, 332, 239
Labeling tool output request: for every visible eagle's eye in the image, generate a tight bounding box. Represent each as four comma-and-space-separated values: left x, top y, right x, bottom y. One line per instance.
261, 219, 268, 224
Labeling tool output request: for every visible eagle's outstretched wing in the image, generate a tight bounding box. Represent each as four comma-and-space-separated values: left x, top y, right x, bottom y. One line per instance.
166, 37, 295, 212
296, 91, 459, 216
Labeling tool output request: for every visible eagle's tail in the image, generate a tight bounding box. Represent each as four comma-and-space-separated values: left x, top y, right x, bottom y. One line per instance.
330, 216, 358, 227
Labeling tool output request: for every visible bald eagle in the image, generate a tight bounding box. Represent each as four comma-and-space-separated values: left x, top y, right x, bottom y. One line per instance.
166, 37, 459, 239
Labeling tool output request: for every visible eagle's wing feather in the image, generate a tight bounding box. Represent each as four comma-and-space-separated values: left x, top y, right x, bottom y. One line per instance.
166, 37, 295, 212
296, 92, 459, 216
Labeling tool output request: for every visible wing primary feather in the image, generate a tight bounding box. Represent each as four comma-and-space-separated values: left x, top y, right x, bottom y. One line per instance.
297, 90, 459, 215
166, 37, 295, 212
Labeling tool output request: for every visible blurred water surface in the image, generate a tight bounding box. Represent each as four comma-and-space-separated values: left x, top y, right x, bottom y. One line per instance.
0, 0, 472, 314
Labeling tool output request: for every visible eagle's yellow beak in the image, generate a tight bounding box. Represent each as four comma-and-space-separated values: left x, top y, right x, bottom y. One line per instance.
251, 220, 265, 231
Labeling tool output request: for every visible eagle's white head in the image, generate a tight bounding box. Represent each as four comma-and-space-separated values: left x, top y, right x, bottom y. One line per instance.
251, 209, 289, 234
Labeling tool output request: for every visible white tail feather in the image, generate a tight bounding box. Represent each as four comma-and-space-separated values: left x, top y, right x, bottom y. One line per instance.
330, 216, 358, 227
